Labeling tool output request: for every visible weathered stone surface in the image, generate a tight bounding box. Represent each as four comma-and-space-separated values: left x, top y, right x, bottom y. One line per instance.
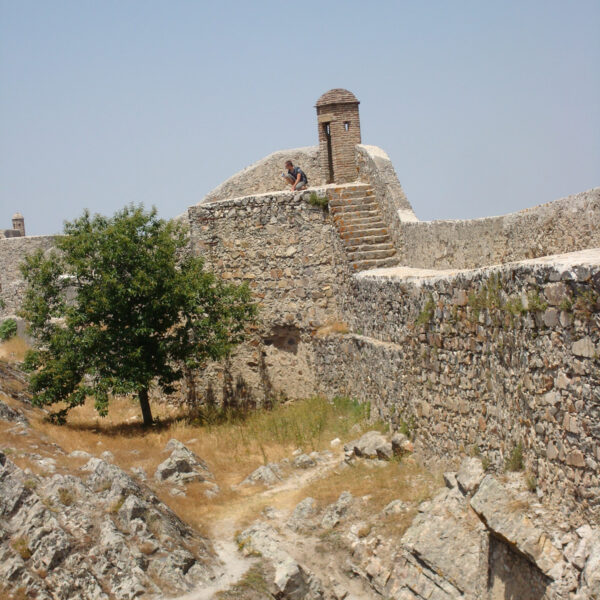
397, 487, 485, 597
240, 465, 282, 487
0, 449, 215, 599
154, 439, 213, 484
345, 431, 392, 460
237, 522, 324, 599
287, 497, 317, 532
471, 476, 566, 578
0, 399, 27, 425
455, 457, 485, 495
572, 336, 596, 358
321, 491, 353, 529
293, 454, 316, 469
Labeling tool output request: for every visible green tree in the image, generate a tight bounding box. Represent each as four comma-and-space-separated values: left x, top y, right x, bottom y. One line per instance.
20, 205, 256, 426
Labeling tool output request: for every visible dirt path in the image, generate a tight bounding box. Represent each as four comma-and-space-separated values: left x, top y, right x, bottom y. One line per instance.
171, 453, 383, 599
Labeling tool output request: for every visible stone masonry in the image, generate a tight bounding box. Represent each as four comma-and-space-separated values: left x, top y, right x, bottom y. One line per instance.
316, 89, 361, 184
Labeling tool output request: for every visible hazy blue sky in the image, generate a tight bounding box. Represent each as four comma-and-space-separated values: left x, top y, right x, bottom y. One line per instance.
1, 1, 599, 235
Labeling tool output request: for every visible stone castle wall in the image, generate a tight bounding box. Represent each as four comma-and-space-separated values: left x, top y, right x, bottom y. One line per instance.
312, 249, 600, 521
0, 236, 56, 318
397, 187, 600, 269
186, 188, 351, 404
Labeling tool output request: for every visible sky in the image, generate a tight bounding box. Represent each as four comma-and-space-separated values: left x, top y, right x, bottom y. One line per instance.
1, 0, 599, 236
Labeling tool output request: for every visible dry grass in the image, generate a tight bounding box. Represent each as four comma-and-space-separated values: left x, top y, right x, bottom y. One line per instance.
305, 458, 438, 513
0, 336, 30, 363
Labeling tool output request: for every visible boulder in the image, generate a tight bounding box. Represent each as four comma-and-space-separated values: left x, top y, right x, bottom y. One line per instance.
321, 491, 353, 529
345, 431, 392, 460
154, 440, 213, 485
293, 454, 316, 469
240, 465, 281, 487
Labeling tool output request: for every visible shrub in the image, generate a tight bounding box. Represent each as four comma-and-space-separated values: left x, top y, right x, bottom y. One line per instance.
307, 192, 329, 210
0, 319, 17, 341
11, 537, 31, 560
505, 442, 524, 472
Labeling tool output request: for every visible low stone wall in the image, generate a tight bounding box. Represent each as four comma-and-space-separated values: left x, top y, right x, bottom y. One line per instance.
399, 187, 600, 269
0, 236, 56, 318
355, 144, 417, 255
186, 189, 351, 404
199, 146, 326, 205
313, 249, 600, 522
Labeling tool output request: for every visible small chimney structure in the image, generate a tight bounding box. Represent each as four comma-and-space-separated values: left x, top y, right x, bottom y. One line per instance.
12, 213, 25, 237
315, 88, 361, 184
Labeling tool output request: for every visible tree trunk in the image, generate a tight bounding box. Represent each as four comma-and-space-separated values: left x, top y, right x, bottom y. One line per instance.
138, 387, 153, 427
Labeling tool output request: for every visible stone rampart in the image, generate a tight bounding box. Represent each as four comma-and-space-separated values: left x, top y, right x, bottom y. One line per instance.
398, 187, 600, 269
200, 146, 326, 205
313, 249, 600, 520
0, 236, 56, 318
186, 189, 350, 404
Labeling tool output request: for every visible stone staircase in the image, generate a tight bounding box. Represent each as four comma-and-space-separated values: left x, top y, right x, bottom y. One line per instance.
328, 184, 399, 271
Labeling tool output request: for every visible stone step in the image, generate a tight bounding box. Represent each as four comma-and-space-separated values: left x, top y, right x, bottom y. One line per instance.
328, 185, 373, 197
333, 215, 384, 227
343, 233, 391, 247
346, 236, 396, 254
351, 257, 400, 271
329, 196, 375, 208
329, 198, 379, 215
341, 227, 389, 241
347, 248, 397, 261
332, 210, 381, 224
337, 222, 387, 235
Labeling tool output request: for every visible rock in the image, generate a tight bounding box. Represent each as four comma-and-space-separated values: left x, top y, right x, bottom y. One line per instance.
382, 499, 407, 515
99, 451, 114, 463
330, 438, 341, 448
443, 471, 458, 489
321, 491, 353, 529
471, 475, 566, 577
572, 337, 596, 358
288, 497, 317, 531
237, 522, 323, 599
391, 432, 413, 456
456, 457, 485, 494
240, 465, 281, 487
68, 450, 91, 459
293, 454, 316, 469
130, 466, 146, 481
581, 532, 600, 593
154, 440, 213, 485
390, 486, 485, 599
0, 399, 28, 425
346, 430, 392, 460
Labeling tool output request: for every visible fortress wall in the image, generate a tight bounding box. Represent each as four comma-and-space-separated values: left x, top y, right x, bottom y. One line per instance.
398, 187, 600, 269
200, 146, 326, 205
313, 249, 600, 521
187, 189, 351, 404
0, 236, 56, 318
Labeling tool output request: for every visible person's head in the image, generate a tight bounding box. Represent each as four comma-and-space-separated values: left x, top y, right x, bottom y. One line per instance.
285, 160, 293, 170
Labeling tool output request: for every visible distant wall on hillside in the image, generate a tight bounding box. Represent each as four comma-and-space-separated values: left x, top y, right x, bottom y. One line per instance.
0, 236, 56, 318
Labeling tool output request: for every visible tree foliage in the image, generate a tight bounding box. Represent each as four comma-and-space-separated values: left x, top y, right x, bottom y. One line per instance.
20, 205, 256, 426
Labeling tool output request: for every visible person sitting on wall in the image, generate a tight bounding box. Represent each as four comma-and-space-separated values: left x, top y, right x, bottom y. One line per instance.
282, 160, 308, 191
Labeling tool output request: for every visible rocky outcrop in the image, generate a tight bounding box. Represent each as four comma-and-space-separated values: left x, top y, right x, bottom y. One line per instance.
0, 451, 216, 599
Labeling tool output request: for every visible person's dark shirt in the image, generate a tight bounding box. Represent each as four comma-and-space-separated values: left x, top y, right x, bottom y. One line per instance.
287, 166, 308, 184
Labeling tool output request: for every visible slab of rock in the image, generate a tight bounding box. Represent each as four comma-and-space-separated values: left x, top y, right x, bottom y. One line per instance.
0, 399, 28, 425
321, 491, 353, 529
456, 457, 485, 495
391, 432, 413, 456
237, 522, 324, 599
240, 464, 282, 487
293, 453, 316, 469
287, 497, 317, 531
154, 439, 213, 485
345, 431, 392, 460
393, 487, 486, 598
470, 475, 566, 579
